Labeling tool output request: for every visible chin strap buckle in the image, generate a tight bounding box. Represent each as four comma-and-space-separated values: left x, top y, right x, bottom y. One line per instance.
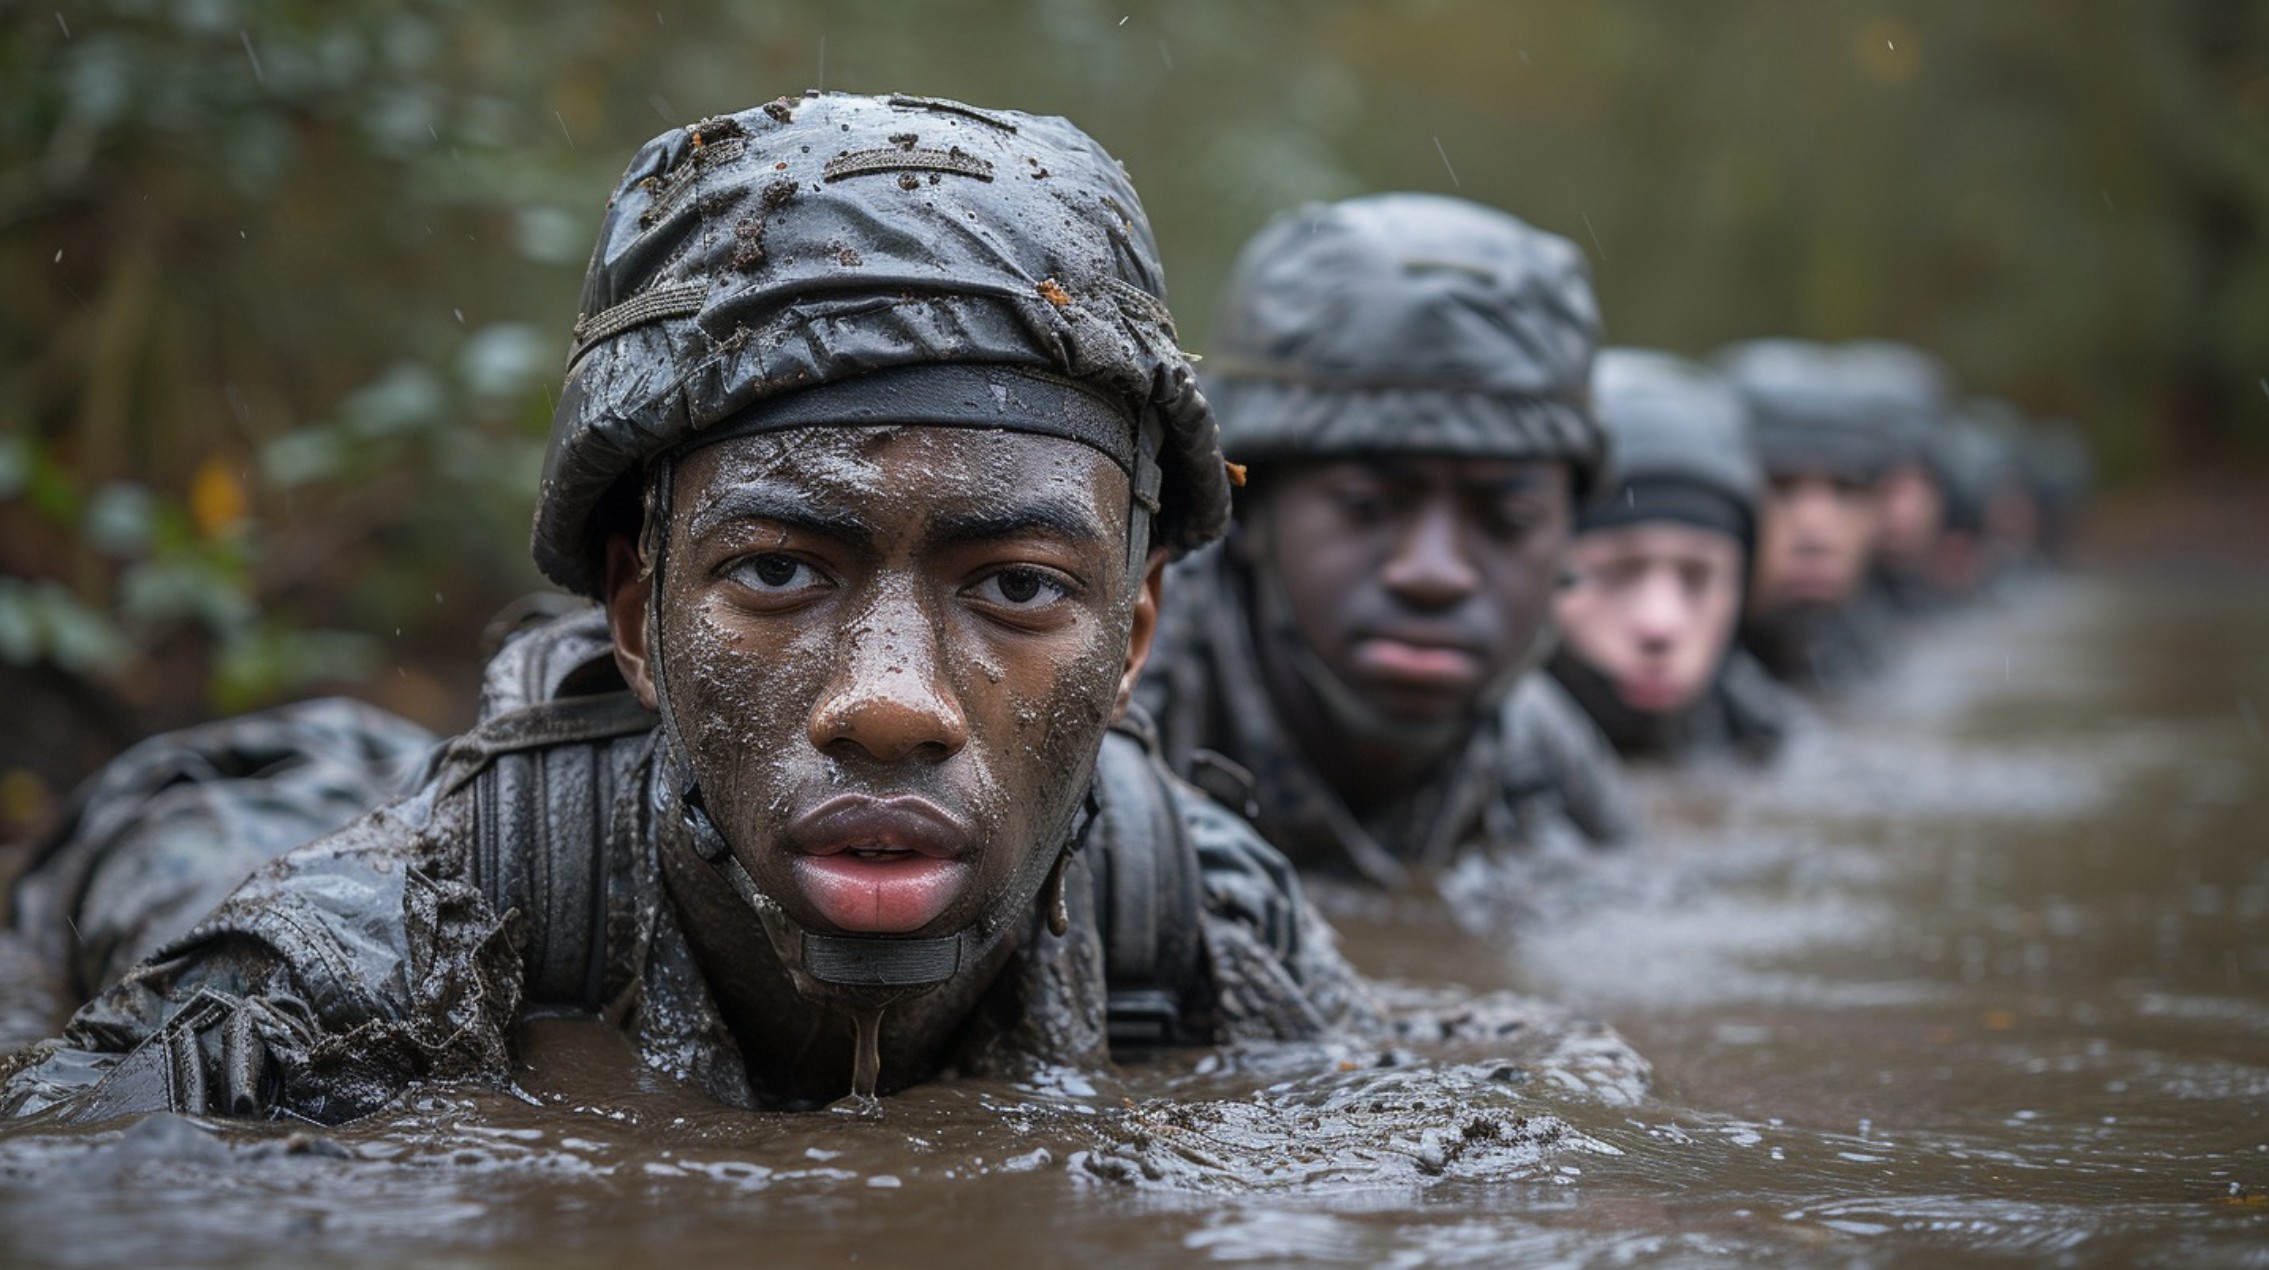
800, 931, 965, 987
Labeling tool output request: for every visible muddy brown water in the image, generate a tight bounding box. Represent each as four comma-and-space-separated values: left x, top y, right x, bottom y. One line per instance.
1, 566, 2264, 1267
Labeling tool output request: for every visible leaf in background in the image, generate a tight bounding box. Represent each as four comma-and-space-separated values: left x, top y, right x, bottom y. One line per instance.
189, 457, 251, 540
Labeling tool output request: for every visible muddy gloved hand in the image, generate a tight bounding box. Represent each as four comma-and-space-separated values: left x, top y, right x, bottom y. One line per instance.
62, 989, 282, 1124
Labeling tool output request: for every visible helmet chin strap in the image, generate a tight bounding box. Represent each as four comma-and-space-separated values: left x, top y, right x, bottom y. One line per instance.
638, 416, 1157, 1007
1242, 501, 1559, 755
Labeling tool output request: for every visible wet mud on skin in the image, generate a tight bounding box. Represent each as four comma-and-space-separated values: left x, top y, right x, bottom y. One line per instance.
4, 566, 2267, 1266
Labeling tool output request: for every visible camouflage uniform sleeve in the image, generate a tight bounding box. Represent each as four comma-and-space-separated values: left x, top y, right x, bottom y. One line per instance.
7, 697, 437, 1002
1180, 786, 1382, 1041
1502, 674, 1641, 846
0, 786, 522, 1126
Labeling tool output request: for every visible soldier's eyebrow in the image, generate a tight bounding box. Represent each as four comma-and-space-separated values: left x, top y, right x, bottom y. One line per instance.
930, 494, 1109, 549
689, 481, 872, 548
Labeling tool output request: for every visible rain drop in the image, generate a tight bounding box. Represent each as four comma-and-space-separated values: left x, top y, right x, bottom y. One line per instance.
1433, 137, 1460, 189
239, 29, 265, 84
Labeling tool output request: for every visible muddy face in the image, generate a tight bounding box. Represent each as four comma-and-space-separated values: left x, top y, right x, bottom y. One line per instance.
1748, 471, 1879, 615
1555, 522, 1744, 715
1245, 457, 1571, 728
615, 426, 1147, 941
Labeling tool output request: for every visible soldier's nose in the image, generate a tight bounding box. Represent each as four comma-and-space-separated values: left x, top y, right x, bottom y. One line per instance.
1380, 501, 1479, 611
809, 601, 969, 764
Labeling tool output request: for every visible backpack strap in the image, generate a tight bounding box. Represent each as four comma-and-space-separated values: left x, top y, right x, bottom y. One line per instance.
459, 692, 655, 1013
1087, 725, 1205, 1049
444, 605, 658, 1014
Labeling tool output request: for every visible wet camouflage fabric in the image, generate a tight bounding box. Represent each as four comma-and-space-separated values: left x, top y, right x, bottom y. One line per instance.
1547, 645, 1803, 765
6, 699, 436, 1003
0, 613, 1372, 1124
1203, 193, 1610, 497
1135, 548, 1636, 890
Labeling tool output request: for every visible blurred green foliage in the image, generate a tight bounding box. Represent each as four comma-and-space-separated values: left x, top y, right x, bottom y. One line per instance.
1, 0, 2265, 796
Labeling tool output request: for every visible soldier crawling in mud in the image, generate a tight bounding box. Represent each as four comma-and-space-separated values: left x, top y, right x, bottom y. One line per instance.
1546, 350, 1803, 765
0, 92, 1377, 1123
1136, 194, 1635, 892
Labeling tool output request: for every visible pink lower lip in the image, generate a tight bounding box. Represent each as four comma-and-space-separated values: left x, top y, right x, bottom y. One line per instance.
1352, 638, 1483, 689
791, 854, 971, 934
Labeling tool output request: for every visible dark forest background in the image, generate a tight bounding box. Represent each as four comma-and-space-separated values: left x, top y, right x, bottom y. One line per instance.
3, 0, 2266, 833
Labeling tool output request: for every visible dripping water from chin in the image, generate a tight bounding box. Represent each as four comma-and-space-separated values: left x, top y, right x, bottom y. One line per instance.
826, 1005, 888, 1115
851, 1006, 885, 1100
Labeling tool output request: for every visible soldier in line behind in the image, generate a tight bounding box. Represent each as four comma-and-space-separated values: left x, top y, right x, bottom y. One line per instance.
1846, 340, 1957, 620
1712, 339, 1905, 694
1137, 194, 1635, 893
2, 92, 1377, 1124
1547, 349, 1803, 765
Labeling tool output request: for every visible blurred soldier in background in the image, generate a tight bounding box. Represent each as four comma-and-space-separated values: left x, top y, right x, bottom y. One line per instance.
1845, 341, 1956, 618
1138, 194, 1634, 892
1548, 350, 1801, 764
1928, 398, 2040, 599
2021, 419, 2095, 566
1714, 339, 1901, 693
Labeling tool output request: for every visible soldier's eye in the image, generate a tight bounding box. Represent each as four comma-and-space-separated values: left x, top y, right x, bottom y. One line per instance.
1333, 490, 1388, 523
1481, 501, 1542, 540
733, 553, 818, 592
971, 566, 1069, 609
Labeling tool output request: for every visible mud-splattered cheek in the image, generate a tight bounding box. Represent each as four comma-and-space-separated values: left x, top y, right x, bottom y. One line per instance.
666, 588, 829, 850
956, 613, 1121, 910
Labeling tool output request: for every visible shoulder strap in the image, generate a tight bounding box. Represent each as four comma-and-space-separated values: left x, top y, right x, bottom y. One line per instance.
451, 605, 658, 1014
464, 692, 654, 1013
1087, 725, 1205, 1049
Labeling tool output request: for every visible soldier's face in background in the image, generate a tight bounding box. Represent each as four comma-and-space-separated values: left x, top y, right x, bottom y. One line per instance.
1555, 523, 1745, 714
1247, 456, 1571, 727
1749, 471, 1879, 614
615, 426, 1156, 940
1874, 459, 1945, 569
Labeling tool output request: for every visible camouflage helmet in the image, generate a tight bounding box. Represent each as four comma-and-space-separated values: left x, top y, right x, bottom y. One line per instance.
1713, 338, 1909, 485
1581, 348, 1761, 546
1840, 339, 1950, 466
531, 92, 1231, 597
1933, 397, 2025, 533
1204, 193, 1609, 496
